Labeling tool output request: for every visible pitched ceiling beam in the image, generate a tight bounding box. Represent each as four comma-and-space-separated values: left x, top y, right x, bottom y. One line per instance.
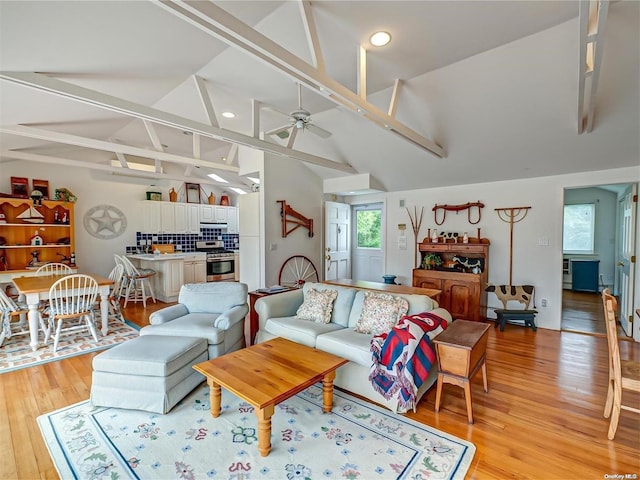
0, 71, 356, 173
578, 0, 609, 134
298, 0, 325, 72
357, 46, 367, 100
193, 75, 220, 127
0, 124, 239, 173
388, 79, 402, 117
142, 120, 164, 173
157, 0, 445, 158
0, 150, 236, 186
226, 143, 238, 164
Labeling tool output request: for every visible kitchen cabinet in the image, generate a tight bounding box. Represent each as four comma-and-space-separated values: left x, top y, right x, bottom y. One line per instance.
214, 206, 227, 223
227, 206, 238, 233
183, 253, 206, 284
412, 239, 490, 321
200, 204, 215, 223
130, 255, 183, 302
142, 201, 200, 234
0, 197, 76, 276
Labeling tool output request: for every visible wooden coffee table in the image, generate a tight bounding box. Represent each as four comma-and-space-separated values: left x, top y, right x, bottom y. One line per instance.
193, 337, 348, 456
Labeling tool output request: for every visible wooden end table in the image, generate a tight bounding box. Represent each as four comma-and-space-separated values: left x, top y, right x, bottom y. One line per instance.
433, 319, 491, 424
193, 337, 348, 457
246, 287, 294, 346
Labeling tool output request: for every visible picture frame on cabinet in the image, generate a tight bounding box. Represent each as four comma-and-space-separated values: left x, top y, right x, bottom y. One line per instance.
10, 177, 29, 198
185, 183, 201, 203
32, 179, 50, 199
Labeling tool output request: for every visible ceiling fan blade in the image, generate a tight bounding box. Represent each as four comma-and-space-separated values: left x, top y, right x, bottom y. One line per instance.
306, 123, 332, 139
265, 124, 292, 139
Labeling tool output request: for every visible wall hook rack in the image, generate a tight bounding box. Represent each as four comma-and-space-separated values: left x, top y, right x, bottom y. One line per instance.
277, 200, 314, 238
432, 201, 484, 225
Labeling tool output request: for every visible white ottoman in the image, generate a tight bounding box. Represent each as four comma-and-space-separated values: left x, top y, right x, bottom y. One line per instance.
90, 335, 208, 414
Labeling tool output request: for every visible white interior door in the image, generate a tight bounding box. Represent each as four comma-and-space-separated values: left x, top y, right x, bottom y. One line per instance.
324, 201, 351, 280
352, 203, 384, 282
617, 184, 637, 336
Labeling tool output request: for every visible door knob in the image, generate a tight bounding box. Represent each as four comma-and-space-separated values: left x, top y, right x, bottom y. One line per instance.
617, 261, 624, 266
325, 254, 331, 261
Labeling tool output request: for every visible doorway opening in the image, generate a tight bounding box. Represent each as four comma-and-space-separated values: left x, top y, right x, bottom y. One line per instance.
561, 183, 636, 338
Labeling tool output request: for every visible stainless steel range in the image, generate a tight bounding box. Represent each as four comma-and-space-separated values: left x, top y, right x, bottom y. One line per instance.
195, 240, 236, 282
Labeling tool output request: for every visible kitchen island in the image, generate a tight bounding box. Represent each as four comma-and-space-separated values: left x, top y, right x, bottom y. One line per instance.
127, 252, 206, 302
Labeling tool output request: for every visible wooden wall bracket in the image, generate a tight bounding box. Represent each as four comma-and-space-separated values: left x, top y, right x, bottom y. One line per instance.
277, 200, 314, 238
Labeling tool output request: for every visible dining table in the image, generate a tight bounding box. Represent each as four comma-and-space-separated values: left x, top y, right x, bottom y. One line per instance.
12, 273, 114, 352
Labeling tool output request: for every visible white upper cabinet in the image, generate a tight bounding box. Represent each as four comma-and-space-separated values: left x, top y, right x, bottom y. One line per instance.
227, 206, 238, 233
200, 204, 215, 223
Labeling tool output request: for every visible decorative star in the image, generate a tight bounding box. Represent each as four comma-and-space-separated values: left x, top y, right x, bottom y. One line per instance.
90, 207, 120, 234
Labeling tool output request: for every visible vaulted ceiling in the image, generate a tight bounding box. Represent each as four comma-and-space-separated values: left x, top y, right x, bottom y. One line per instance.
0, 1, 638, 193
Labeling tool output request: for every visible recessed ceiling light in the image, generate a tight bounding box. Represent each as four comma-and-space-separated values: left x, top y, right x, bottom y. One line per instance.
370, 31, 391, 47
230, 187, 247, 195
208, 173, 228, 183
222, 111, 235, 118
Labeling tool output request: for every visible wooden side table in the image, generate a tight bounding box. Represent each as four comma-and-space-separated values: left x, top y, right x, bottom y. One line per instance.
433, 319, 491, 424
246, 287, 294, 346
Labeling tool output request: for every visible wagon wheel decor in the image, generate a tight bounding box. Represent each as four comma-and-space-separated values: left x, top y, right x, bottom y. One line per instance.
278, 255, 319, 288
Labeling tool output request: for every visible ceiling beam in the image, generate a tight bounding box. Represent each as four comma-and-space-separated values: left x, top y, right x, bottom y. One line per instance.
0, 71, 356, 173
578, 0, 609, 134
193, 75, 220, 128
0, 124, 240, 173
0, 150, 236, 186
156, 0, 445, 158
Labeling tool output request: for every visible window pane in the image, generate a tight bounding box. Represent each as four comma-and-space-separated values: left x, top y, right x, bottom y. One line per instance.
563, 204, 595, 253
356, 210, 381, 248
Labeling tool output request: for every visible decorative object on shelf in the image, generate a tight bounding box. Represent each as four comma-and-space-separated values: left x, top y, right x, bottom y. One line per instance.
406, 206, 424, 268
430, 229, 438, 243
70, 252, 76, 266
16, 204, 45, 224
494, 205, 532, 285
30, 229, 44, 246
208, 192, 216, 205
277, 200, 314, 237
463, 232, 469, 243
54, 188, 77, 203
219, 195, 229, 206
0, 205, 6, 224
146, 191, 162, 201
422, 253, 443, 270
30, 189, 43, 206
432, 200, 484, 225
452, 255, 485, 274
169, 188, 177, 202
83, 204, 127, 239
32, 179, 50, 199
10, 177, 29, 198
185, 183, 200, 203
28, 250, 41, 267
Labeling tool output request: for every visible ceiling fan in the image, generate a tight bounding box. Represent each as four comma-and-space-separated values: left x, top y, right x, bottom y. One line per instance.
266, 84, 332, 142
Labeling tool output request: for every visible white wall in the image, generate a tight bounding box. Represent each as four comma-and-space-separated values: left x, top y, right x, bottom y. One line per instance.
349, 166, 639, 333
262, 153, 323, 286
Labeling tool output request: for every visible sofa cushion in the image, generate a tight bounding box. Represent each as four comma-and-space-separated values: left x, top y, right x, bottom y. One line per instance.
263, 316, 344, 347
296, 288, 338, 323
354, 291, 409, 335
348, 291, 437, 328
315, 329, 372, 367
140, 313, 225, 345
179, 282, 248, 313
302, 283, 356, 327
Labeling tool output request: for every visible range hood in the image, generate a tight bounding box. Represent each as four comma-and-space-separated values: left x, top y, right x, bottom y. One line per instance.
200, 221, 228, 228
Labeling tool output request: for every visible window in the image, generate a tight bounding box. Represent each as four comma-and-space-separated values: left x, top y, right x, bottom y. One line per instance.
355, 207, 382, 249
563, 203, 595, 254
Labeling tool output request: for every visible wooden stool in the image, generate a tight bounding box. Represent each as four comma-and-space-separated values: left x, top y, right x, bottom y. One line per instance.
433, 320, 491, 424
494, 309, 537, 331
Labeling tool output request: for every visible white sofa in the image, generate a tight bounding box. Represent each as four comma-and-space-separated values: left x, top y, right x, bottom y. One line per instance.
254, 282, 452, 413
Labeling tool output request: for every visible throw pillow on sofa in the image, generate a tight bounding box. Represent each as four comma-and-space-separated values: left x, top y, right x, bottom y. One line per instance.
354, 291, 409, 335
296, 288, 338, 323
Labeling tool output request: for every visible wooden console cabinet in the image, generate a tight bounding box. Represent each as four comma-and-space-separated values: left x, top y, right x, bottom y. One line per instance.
412, 239, 490, 321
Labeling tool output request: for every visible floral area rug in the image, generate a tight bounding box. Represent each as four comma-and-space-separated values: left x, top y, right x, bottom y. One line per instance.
0, 319, 139, 374
38, 383, 475, 480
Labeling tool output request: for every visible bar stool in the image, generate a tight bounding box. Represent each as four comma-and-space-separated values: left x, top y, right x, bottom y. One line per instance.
118, 255, 157, 308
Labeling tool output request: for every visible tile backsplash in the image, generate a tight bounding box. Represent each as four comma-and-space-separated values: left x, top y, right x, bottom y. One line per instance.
126, 229, 239, 254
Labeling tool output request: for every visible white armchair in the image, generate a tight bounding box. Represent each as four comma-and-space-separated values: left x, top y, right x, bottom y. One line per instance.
140, 282, 249, 358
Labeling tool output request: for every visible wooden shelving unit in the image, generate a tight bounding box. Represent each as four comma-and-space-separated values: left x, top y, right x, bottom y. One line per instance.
412, 238, 490, 321
0, 197, 75, 274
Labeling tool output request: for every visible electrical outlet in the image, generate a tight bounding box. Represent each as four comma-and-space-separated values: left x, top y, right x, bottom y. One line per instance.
541, 299, 548, 307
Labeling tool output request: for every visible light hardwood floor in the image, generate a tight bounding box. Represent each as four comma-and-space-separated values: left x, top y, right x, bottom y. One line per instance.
1, 300, 638, 479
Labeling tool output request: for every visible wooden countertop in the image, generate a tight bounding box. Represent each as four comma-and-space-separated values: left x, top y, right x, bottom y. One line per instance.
323, 278, 441, 300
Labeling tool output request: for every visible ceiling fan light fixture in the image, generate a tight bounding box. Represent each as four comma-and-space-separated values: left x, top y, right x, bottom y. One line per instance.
370, 31, 391, 47
295, 119, 305, 129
